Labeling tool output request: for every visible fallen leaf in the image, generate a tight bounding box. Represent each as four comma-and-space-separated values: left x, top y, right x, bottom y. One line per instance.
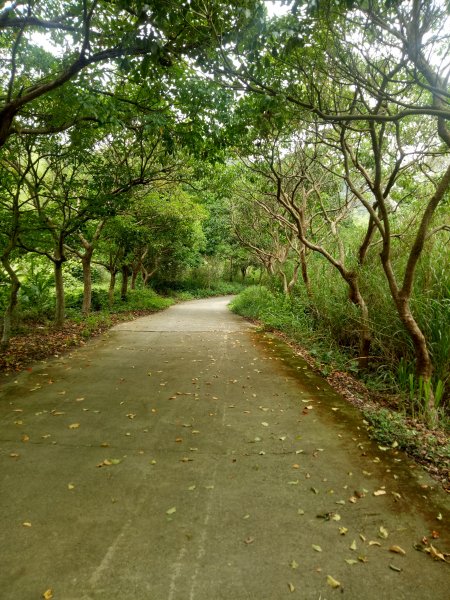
424, 544, 449, 562
292, 464, 300, 469
166, 507, 176, 515
339, 527, 348, 535
332, 514, 341, 522
21, 434, 30, 442
290, 560, 299, 569
297, 509, 305, 515
22, 521, 32, 527
345, 559, 358, 565
373, 489, 386, 496
389, 545, 406, 556
188, 485, 196, 491
369, 541, 381, 547
288, 582, 295, 592
326, 575, 341, 589
378, 526, 389, 539
68, 423, 80, 429
389, 564, 402, 572
358, 555, 368, 563
68, 483, 75, 490
431, 530, 440, 539
312, 544, 322, 552
261, 422, 269, 427
244, 536, 255, 544
96, 458, 121, 467
42, 590, 53, 600
350, 540, 357, 551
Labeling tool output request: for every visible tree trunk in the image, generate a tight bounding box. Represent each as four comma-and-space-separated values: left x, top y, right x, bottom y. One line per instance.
109, 271, 116, 308
131, 266, 140, 290
54, 259, 65, 327
347, 273, 371, 370
299, 246, 312, 297
82, 249, 93, 316
121, 265, 129, 301
240, 266, 247, 281
1, 256, 20, 348
287, 262, 300, 295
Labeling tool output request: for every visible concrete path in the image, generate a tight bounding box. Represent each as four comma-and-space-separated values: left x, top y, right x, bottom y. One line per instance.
0, 297, 448, 600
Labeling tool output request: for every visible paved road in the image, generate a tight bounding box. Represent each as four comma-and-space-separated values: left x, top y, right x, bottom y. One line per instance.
0, 297, 449, 599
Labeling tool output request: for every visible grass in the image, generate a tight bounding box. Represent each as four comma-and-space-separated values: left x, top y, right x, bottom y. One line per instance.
231, 284, 450, 487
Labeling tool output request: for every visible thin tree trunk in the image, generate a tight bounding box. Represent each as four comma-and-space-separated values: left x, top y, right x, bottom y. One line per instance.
54, 259, 65, 327
347, 273, 371, 370
121, 265, 129, 301
109, 271, 116, 308
131, 265, 140, 290
299, 247, 311, 297
287, 262, 300, 295
1, 256, 20, 348
82, 249, 93, 316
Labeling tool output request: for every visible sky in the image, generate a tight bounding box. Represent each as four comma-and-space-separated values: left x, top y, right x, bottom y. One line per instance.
265, 1, 291, 17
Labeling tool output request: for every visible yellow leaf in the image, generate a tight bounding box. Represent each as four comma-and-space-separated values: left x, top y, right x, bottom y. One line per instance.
69, 423, 80, 429
389, 545, 406, 556
43, 590, 53, 600
378, 526, 389, 539
21, 434, 30, 442
166, 507, 176, 515
288, 582, 295, 592
373, 489, 386, 496
312, 544, 322, 552
339, 527, 348, 535
22, 521, 32, 527
425, 544, 448, 562
68, 483, 75, 490
350, 540, 357, 551
327, 575, 341, 589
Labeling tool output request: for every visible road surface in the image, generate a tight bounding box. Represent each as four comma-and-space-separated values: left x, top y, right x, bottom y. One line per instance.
0, 297, 449, 599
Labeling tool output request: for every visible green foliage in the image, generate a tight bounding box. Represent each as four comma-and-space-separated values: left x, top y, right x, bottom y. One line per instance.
363, 407, 450, 469
156, 277, 246, 299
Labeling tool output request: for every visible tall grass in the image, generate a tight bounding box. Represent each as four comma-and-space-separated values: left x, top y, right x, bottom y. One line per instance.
230, 230, 450, 420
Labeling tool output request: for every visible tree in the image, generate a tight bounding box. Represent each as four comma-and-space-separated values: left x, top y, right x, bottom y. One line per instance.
0, 0, 263, 149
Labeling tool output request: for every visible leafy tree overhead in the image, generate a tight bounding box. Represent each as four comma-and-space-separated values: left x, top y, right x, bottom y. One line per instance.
0, 0, 263, 148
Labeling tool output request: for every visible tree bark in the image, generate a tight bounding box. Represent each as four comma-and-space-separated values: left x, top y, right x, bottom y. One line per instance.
121, 265, 130, 301
347, 272, 371, 370
81, 249, 93, 316
109, 271, 116, 308
54, 259, 65, 327
299, 246, 311, 297
1, 256, 20, 348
